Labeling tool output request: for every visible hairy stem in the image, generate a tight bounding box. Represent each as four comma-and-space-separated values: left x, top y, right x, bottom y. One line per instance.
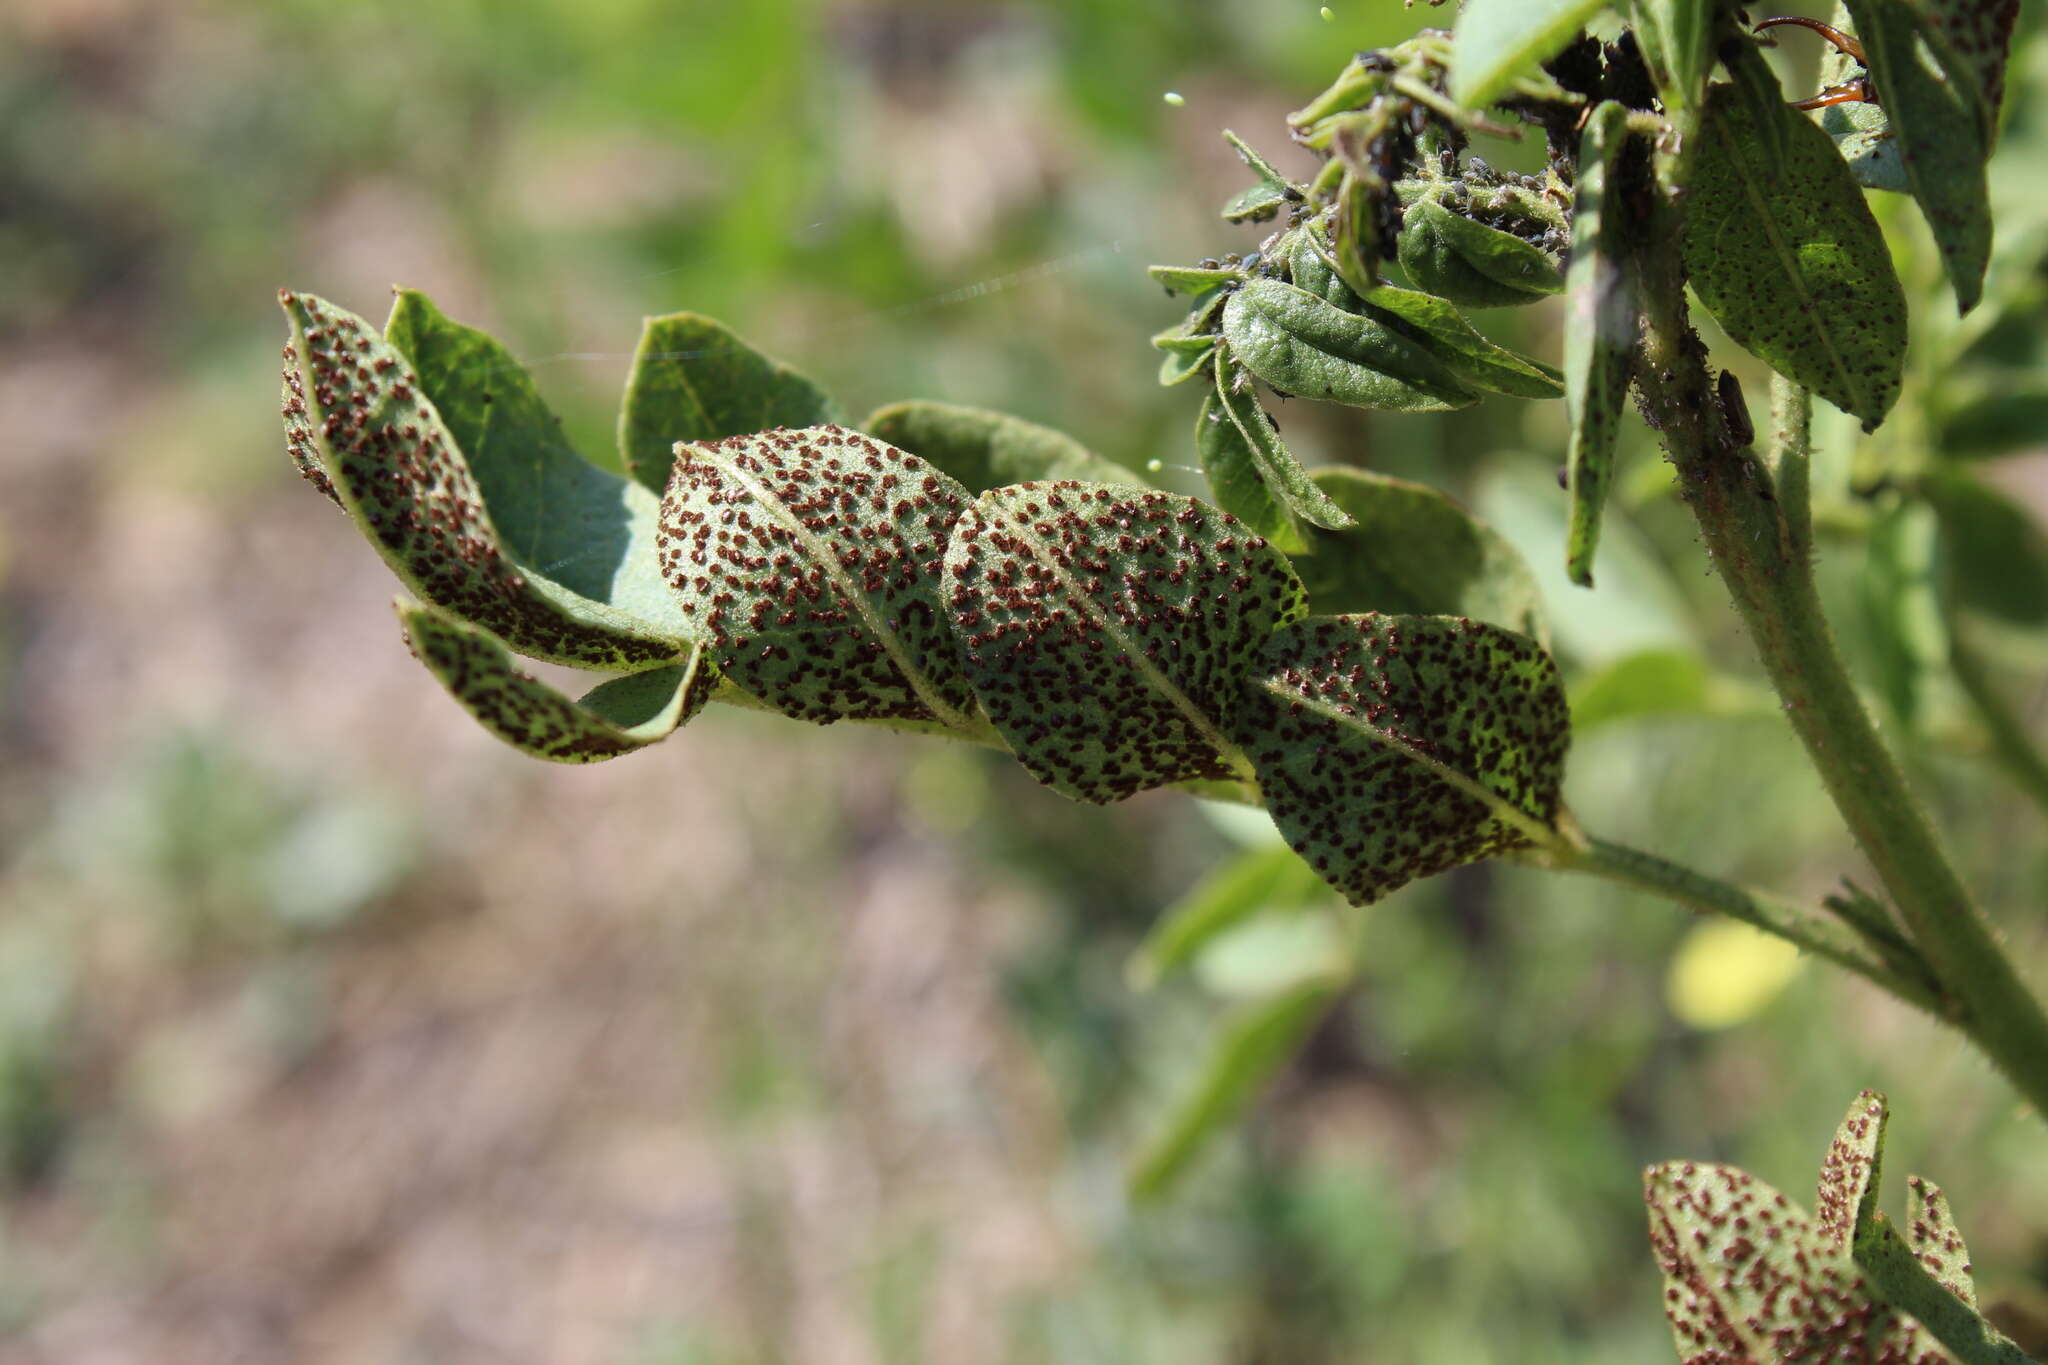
1627, 180, 2048, 1115
1560, 837, 1945, 1014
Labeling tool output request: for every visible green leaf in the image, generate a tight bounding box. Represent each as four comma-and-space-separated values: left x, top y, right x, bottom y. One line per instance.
1816, 1088, 1890, 1253
396, 599, 713, 763
1195, 388, 1310, 554
1285, 223, 1365, 310
1683, 46, 1908, 429
1128, 979, 1342, 1201
1449, 0, 1610, 108
1903, 1176, 1979, 1311
1289, 468, 1548, 643
1219, 130, 1300, 224
1129, 844, 1329, 989
1357, 282, 1564, 398
943, 482, 1309, 803
1925, 470, 2048, 626
1157, 336, 1219, 387
1862, 501, 1947, 728
656, 425, 978, 729
1395, 198, 1565, 309
1627, 0, 1716, 117
1232, 615, 1571, 906
1148, 264, 1244, 296
383, 288, 696, 647
1209, 351, 1358, 534
862, 400, 1147, 493
1934, 384, 2048, 458
1568, 649, 1713, 729
279, 291, 687, 671
1837, 0, 1997, 312
1222, 277, 1479, 412
1563, 101, 1641, 588
616, 312, 841, 493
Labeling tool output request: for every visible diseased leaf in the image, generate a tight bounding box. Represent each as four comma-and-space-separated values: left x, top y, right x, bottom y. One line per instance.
1904, 1177, 1978, 1311
1232, 614, 1570, 907
1628, 0, 1716, 116
1358, 282, 1564, 398
1210, 351, 1358, 533
1642, 1157, 1946, 1363
1816, 1088, 1890, 1254
396, 599, 713, 763
1290, 468, 1548, 643
943, 482, 1309, 803
863, 400, 1147, 492
1129, 844, 1330, 989
1195, 388, 1310, 554
279, 291, 686, 670
1128, 978, 1343, 1201
383, 288, 694, 646
1222, 277, 1478, 412
617, 313, 841, 493
1396, 197, 1565, 309
1683, 46, 1908, 428
656, 425, 977, 729
1563, 100, 1642, 587
1836, 0, 1998, 311
1450, 0, 1610, 107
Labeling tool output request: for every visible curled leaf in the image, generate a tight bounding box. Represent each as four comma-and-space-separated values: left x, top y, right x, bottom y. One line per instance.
656, 425, 977, 729
617, 313, 841, 493
397, 599, 714, 763
1209, 351, 1358, 534
1196, 388, 1309, 555
1222, 277, 1478, 412
943, 482, 1309, 803
863, 399, 1147, 492
1356, 283, 1564, 398
1232, 614, 1571, 906
1397, 197, 1565, 308
279, 290, 686, 670
1562, 100, 1641, 587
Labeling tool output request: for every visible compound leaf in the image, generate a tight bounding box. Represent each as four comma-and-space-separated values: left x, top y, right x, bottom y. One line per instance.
862, 399, 1147, 492
1683, 46, 1907, 429
396, 599, 713, 763
618, 313, 841, 493
944, 482, 1309, 803
279, 290, 686, 671
1290, 468, 1547, 643
656, 426, 977, 729
1233, 614, 1570, 907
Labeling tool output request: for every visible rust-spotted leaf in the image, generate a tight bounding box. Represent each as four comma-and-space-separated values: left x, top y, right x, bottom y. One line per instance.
656, 425, 977, 729
396, 599, 715, 763
279, 291, 685, 670
944, 482, 1309, 803
1231, 615, 1570, 906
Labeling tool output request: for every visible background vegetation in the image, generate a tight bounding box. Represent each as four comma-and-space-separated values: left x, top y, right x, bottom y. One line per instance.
1, 1, 2045, 1361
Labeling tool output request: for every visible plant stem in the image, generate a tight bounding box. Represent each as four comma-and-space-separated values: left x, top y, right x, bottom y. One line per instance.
1559, 837, 1945, 1015
1627, 187, 2048, 1116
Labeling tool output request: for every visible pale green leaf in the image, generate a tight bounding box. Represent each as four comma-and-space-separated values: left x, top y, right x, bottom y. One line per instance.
1904, 1177, 1978, 1311
1232, 614, 1571, 906
944, 482, 1309, 803
1357, 282, 1564, 398
1290, 468, 1548, 644
862, 400, 1147, 493
1128, 979, 1343, 1201
396, 599, 713, 763
279, 290, 687, 670
1222, 277, 1478, 412
1563, 100, 1640, 587
1129, 844, 1328, 989
1195, 388, 1309, 554
616, 313, 841, 493
1627, 0, 1716, 117
1396, 198, 1565, 309
656, 425, 978, 729
1450, 0, 1610, 107
1149, 264, 1243, 296
383, 288, 695, 646
1683, 46, 1907, 428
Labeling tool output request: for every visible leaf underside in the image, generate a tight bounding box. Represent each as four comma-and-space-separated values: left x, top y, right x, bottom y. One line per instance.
1233, 614, 1569, 906
656, 425, 976, 727
944, 482, 1309, 803
398, 600, 714, 763
279, 291, 686, 670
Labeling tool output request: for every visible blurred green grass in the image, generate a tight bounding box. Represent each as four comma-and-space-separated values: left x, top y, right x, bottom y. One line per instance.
1, 2, 2046, 1362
